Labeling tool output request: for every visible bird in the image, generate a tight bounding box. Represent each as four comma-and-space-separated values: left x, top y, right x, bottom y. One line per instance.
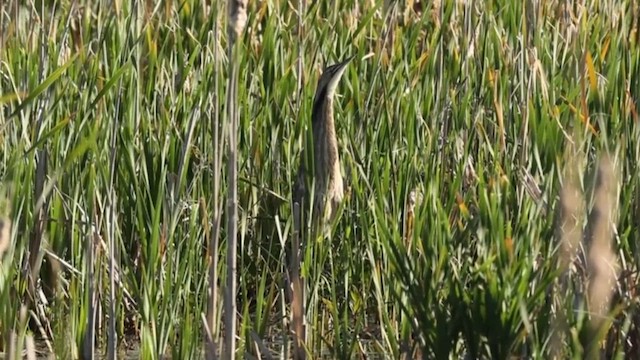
289, 57, 352, 360
294, 56, 353, 229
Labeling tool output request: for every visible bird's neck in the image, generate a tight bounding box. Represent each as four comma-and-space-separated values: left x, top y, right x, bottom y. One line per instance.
312, 95, 340, 176
312, 94, 334, 126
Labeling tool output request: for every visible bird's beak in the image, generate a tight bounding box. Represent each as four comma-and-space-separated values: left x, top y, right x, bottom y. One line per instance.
330, 56, 354, 82
337, 56, 355, 70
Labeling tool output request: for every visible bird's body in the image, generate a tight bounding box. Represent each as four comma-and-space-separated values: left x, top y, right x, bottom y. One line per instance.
290, 57, 351, 360
295, 57, 352, 225
311, 90, 344, 221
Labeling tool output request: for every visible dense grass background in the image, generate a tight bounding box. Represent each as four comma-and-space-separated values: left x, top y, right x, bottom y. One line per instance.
1, 0, 639, 358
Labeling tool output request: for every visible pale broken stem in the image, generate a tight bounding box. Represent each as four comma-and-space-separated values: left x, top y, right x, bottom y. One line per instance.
549, 153, 584, 359
585, 155, 619, 355
558, 163, 584, 274
0, 218, 10, 261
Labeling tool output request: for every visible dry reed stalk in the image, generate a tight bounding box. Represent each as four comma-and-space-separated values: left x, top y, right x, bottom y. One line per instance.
224, 1, 247, 359
0, 218, 10, 260
290, 0, 307, 357
206, 4, 224, 360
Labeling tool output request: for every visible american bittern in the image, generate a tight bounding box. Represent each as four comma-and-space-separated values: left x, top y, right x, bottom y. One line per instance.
294, 56, 353, 226
290, 56, 352, 360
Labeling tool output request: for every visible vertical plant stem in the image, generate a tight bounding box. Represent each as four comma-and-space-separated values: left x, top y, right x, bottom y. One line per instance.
291, 0, 306, 358
297, 0, 304, 101
83, 196, 96, 360
107, 186, 117, 360
207, 5, 222, 359
291, 202, 305, 360
225, 49, 238, 360
26, 0, 51, 301
225, 1, 247, 359
28, 149, 47, 293
106, 66, 125, 360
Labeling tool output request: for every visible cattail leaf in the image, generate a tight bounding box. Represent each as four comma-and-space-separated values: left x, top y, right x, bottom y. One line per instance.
9, 53, 79, 119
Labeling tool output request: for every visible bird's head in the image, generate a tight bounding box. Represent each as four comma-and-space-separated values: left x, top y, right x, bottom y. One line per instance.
313, 56, 353, 108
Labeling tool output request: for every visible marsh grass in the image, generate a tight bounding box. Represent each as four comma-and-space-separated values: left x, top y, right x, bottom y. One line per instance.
1, 0, 639, 358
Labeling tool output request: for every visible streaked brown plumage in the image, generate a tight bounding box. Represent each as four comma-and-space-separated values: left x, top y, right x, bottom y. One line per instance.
289, 56, 352, 360
294, 56, 352, 225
